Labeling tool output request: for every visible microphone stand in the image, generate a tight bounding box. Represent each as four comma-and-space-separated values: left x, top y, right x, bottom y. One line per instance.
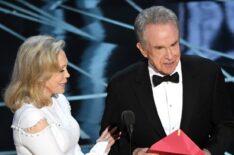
127, 125, 133, 155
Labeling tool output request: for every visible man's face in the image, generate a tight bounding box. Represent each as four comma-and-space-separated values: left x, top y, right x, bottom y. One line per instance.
137, 22, 181, 75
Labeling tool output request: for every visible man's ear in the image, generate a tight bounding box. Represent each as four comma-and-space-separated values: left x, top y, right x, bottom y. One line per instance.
136, 42, 148, 58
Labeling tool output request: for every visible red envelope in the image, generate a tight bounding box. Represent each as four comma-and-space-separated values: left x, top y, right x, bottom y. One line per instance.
147, 129, 204, 155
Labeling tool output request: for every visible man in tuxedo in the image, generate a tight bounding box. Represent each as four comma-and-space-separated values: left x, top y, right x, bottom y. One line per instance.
101, 6, 234, 155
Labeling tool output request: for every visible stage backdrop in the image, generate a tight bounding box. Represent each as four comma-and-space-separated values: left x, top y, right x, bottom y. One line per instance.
0, 0, 233, 154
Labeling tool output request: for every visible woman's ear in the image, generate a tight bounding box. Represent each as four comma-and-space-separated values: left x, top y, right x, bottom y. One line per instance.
136, 42, 148, 58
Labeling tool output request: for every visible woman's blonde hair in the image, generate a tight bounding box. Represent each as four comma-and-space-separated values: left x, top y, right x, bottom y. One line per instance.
4, 35, 65, 112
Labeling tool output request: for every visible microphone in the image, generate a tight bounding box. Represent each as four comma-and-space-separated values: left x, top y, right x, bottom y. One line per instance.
121, 110, 135, 155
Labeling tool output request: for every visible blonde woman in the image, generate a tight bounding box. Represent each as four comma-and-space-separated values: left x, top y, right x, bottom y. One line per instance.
4, 35, 119, 155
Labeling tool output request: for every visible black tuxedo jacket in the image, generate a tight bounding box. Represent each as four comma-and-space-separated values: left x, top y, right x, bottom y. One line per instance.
101, 55, 234, 155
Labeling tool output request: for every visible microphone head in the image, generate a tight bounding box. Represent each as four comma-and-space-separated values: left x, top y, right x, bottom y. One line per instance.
121, 110, 135, 125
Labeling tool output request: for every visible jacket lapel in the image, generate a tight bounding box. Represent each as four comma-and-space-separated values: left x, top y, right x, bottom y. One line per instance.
180, 56, 200, 131
132, 60, 166, 137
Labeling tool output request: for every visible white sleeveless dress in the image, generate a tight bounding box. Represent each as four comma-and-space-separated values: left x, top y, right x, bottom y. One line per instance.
11, 94, 107, 155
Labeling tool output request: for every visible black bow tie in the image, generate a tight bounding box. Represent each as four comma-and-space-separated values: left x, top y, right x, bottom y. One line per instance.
152, 72, 179, 87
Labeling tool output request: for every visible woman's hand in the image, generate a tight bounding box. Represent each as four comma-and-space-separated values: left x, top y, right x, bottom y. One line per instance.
96, 126, 121, 153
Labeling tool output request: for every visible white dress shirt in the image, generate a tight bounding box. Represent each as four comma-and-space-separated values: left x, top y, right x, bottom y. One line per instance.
148, 61, 183, 135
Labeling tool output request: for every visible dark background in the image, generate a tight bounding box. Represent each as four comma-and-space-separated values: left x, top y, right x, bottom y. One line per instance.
0, 0, 233, 154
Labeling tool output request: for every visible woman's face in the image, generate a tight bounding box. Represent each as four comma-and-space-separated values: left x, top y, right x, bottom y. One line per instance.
44, 50, 70, 96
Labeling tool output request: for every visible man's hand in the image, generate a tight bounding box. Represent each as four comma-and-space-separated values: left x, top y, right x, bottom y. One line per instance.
203, 149, 211, 155
133, 148, 158, 155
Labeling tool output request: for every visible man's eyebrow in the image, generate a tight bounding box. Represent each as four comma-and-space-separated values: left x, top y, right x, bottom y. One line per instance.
153, 45, 164, 49
171, 40, 178, 46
